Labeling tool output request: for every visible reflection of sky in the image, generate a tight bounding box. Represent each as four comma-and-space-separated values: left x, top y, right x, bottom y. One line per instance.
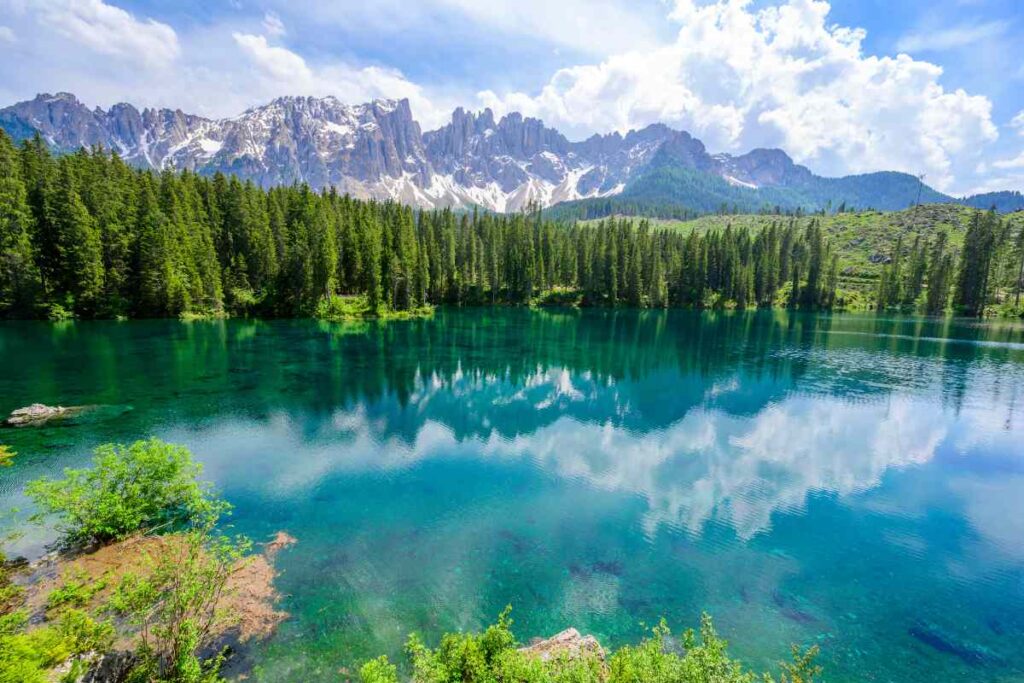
190, 361, 1020, 543
4, 314, 1024, 682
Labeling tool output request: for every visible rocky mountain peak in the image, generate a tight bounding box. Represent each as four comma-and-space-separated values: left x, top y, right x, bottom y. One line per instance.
0, 91, 924, 214
720, 148, 813, 188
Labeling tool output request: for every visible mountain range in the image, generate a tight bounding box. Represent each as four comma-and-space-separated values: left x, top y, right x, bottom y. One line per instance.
2, 92, 1020, 215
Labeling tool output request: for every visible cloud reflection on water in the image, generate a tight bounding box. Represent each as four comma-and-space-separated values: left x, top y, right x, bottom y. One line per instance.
195, 365, 965, 540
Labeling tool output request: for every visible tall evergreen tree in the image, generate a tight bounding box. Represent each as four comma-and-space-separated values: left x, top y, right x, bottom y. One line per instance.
53, 159, 104, 313
954, 211, 997, 317
0, 131, 40, 310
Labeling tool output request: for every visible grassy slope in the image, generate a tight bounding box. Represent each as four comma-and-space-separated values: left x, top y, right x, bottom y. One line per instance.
581, 204, 1024, 298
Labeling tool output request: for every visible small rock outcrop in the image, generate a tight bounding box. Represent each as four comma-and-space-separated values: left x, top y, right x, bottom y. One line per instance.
520, 628, 604, 663
5, 403, 81, 427
80, 651, 138, 683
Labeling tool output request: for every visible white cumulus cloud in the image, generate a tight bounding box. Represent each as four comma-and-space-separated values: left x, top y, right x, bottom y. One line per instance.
261, 11, 285, 37
231, 32, 456, 129
896, 20, 1009, 53
233, 33, 312, 82
478, 0, 999, 192
1012, 111, 1024, 134
35, 0, 179, 69
992, 152, 1024, 171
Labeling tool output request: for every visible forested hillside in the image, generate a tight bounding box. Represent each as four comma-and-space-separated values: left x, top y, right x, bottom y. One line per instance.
589, 206, 1024, 313
1, 130, 1021, 320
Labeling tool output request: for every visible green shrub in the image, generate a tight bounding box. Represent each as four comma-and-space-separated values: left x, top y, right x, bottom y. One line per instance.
533, 287, 583, 308
315, 294, 375, 320
45, 569, 107, 614
0, 547, 24, 616
316, 294, 434, 321
360, 655, 399, 683
364, 609, 820, 683
45, 303, 75, 322
111, 530, 250, 683
0, 608, 113, 683
178, 310, 227, 322
26, 438, 229, 546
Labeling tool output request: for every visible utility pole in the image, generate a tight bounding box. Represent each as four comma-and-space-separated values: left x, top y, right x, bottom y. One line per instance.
915, 173, 926, 208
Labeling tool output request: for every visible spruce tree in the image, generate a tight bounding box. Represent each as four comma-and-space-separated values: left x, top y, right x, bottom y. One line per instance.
53, 160, 104, 313
0, 131, 40, 310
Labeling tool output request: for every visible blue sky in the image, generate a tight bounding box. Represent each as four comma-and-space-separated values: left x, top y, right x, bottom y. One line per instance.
0, 0, 1022, 195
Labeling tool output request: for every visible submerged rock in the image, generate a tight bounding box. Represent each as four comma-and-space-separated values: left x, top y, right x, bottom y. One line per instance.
264, 531, 298, 559
4, 403, 132, 428
5, 403, 82, 427
908, 620, 1002, 666
80, 650, 137, 683
520, 627, 604, 663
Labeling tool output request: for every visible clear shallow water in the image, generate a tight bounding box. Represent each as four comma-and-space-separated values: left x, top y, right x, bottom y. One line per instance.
1, 309, 1023, 682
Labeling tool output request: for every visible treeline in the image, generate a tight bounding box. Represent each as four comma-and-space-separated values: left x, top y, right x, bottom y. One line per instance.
0, 131, 842, 318
2, 130, 1019, 319
874, 210, 1024, 316
544, 196, 701, 222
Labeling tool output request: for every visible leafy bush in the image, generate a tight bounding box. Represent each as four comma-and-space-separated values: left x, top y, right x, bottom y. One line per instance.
363, 609, 821, 683
6, 440, 256, 683
45, 568, 107, 614
110, 530, 251, 683
533, 287, 583, 308
26, 438, 229, 546
315, 294, 376, 320
360, 655, 399, 683
0, 445, 13, 468
45, 303, 75, 322
0, 546, 24, 617
316, 294, 434, 321
178, 310, 227, 322
0, 608, 113, 683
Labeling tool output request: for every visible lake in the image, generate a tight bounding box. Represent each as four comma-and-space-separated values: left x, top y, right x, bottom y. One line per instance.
1, 309, 1023, 682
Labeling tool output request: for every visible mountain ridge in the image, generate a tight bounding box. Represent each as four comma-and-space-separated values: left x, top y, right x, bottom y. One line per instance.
2, 91, 1018, 215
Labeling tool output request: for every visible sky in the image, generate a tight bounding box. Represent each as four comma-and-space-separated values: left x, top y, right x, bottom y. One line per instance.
0, 0, 1022, 196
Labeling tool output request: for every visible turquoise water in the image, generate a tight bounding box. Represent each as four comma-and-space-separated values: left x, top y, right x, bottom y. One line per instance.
1, 309, 1023, 682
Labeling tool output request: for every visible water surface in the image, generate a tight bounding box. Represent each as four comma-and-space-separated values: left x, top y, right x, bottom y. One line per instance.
1, 309, 1023, 682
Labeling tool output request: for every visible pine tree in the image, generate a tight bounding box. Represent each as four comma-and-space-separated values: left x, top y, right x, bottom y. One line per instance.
0, 131, 40, 310
924, 231, 953, 315
902, 235, 927, 308
954, 211, 997, 317
648, 240, 667, 308
53, 159, 104, 313
1014, 223, 1024, 308
362, 207, 383, 311
135, 177, 172, 315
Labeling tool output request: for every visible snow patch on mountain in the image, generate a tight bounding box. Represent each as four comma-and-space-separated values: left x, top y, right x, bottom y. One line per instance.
0, 92, 825, 213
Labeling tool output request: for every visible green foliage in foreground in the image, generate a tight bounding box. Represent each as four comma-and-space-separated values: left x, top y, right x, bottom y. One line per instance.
2, 535, 115, 683
11, 439, 249, 682
361, 608, 821, 683
0, 529, 243, 683
0, 608, 115, 683
111, 531, 250, 683
26, 438, 229, 546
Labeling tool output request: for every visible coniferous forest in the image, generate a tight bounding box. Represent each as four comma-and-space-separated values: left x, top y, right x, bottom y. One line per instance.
1, 130, 1020, 320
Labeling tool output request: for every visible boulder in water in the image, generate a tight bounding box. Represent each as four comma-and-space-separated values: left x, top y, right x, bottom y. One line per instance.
520, 627, 604, 663
5, 403, 83, 427
908, 620, 1002, 666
